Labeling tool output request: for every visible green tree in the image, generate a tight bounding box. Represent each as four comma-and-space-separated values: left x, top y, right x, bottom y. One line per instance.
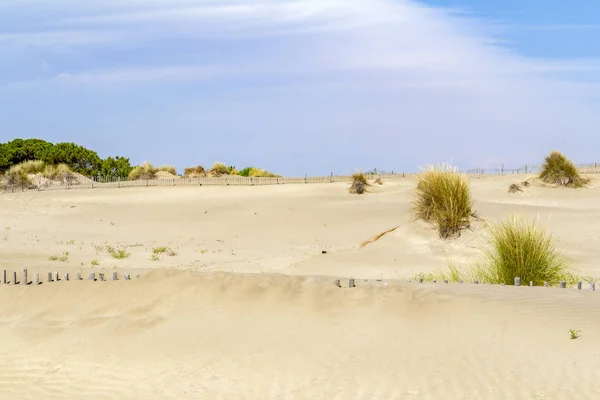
0, 139, 54, 172
100, 156, 133, 179
45, 142, 102, 176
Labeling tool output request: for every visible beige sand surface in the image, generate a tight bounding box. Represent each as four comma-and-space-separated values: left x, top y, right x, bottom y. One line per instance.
1, 175, 600, 399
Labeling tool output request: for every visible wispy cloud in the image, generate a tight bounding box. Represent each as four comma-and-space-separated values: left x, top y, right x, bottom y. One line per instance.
0, 0, 598, 175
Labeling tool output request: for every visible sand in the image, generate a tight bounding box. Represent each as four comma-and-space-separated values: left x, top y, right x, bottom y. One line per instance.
1, 175, 600, 399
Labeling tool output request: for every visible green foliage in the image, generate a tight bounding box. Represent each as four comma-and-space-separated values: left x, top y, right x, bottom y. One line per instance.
570, 329, 582, 340
539, 151, 589, 188
477, 213, 569, 286
100, 156, 133, 179
44, 142, 102, 176
411, 163, 474, 239
238, 167, 252, 177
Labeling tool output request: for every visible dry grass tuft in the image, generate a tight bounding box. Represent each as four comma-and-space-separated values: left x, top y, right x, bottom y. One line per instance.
411, 163, 474, 238
508, 183, 523, 193
539, 151, 589, 188
128, 162, 156, 180
374, 176, 383, 185
349, 172, 369, 194
184, 165, 206, 177
210, 162, 229, 176
156, 165, 177, 175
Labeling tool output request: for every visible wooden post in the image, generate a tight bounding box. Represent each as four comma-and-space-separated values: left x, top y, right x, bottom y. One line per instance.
335, 279, 341, 288
529, 281, 533, 287
112, 272, 118, 281
64, 272, 69, 281
33, 273, 40, 285
53, 272, 59, 282
136, 273, 140, 279
514, 277, 520, 286
458, 280, 463, 284
544, 282, 549, 287
349, 278, 355, 288
2, 270, 6, 284
473, 280, 479, 284
22, 269, 27, 285
124, 274, 130, 280
99, 273, 105, 281
76, 272, 82, 280
88, 272, 95, 281
444, 280, 448, 284
330, 172, 333, 183
12, 271, 17, 285
501, 163, 504, 175
304, 173, 307, 184
590, 282, 596, 291
559, 281, 566, 289
418, 278, 423, 284
577, 281, 582, 290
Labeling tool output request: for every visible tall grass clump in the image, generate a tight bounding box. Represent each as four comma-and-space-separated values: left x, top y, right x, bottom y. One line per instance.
411, 163, 474, 238
477, 213, 569, 286
128, 162, 156, 180
184, 165, 206, 176
349, 171, 369, 194
539, 151, 589, 188
210, 162, 229, 176
43, 163, 74, 180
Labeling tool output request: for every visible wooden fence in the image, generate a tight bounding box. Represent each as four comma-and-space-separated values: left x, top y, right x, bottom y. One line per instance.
3, 269, 594, 291
1, 269, 141, 285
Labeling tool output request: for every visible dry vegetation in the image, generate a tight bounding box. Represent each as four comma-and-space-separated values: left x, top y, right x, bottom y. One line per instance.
2, 160, 76, 190
539, 151, 589, 188
349, 172, 369, 194
128, 162, 157, 180
411, 164, 474, 238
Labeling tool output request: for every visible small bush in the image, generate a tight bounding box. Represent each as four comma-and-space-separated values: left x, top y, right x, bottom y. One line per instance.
210, 162, 229, 176
411, 163, 474, 238
508, 183, 522, 193
184, 165, 206, 177
539, 151, 589, 188
156, 165, 177, 175
374, 176, 383, 185
128, 162, 156, 180
238, 167, 252, 177
43, 163, 75, 182
228, 165, 238, 175
476, 213, 569, 286
349, 172, 369, 194
18, 160, 46, 174
3, 168, 30, 190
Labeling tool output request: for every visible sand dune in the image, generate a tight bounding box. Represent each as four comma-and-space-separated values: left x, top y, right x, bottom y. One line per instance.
1, 175, 600, 398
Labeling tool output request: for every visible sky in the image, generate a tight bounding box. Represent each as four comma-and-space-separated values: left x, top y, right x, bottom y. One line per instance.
1, 0, 599, 177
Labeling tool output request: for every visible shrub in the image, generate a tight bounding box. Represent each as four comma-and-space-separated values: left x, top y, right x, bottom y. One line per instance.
247, 167, 279, 177
374, 176, 383, 185
508, 183, 522, 193
539, 151, 589, 188
476, 213, 569, 286
411, 163, 474, 238
43, 163, 75, 181
156, 165, 177, 175
128, 162, 156, 180
17, 160, 46, 174
349, 172, 369, 194
184, 165, 206, 176
238, 167, 252, 177
210, 162, 229, 176
3, 167, 30, 190
228, 165, 238, 175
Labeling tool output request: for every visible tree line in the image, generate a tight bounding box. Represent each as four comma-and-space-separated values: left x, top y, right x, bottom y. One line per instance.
0, 139, 134, 179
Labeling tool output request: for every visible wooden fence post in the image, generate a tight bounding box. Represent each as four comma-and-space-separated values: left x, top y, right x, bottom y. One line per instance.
349, 278, 355, 288
529, 281, 533, 287
559, 281, 566, 288
544, 282, 549, 287
2, 270, 6, 284
330, 172, 333, 183
53, 272, 59, 282
590, 282, 596, 291
112, 272, 118, 281
514, 277, 520, 286
22, 269, 27, 285
64, 272, 69, 281
12, 271, 17, 285
88, 272, 95, 281
76, 272, 82, 280
33, 273, 40, 285
577, 281, 582, 290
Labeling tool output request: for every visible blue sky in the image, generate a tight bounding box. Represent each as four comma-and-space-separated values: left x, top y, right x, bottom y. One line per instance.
1, 0, 599, 177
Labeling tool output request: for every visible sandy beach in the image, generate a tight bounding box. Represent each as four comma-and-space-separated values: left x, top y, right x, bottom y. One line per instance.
1, 175, 600, 399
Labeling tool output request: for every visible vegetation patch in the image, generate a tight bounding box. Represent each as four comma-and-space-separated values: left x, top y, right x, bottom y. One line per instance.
128, 162, 157, 180
411, 163, 475, 239
349, 172, 370, 194
539, 151, 589, 188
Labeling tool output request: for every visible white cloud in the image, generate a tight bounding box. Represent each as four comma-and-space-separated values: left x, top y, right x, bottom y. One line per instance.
0, 0, 599, 172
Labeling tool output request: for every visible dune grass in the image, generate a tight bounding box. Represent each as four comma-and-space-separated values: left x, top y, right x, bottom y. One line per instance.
539, 151, 589, 188
415, 213, 573, 286
477, 213, 569, 286
210, 162, 230, 176
411, 163, 474, 239
349, 171, 369, 194
184, 165, 206, 176
156, 165, 177, 175
128, 162, 156, 180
